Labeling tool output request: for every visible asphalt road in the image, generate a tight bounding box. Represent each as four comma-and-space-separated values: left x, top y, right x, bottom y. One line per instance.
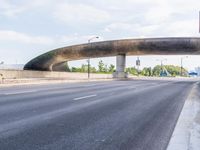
0, 79, 197, 150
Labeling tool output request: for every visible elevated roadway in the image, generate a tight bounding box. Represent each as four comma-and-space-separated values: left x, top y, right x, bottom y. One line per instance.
24, 37, 200, 78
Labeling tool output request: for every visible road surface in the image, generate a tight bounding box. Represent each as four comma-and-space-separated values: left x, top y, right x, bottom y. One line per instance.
0, 79, 198, 150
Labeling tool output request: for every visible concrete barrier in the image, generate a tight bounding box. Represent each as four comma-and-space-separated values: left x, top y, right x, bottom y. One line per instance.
0, 69, 112, 79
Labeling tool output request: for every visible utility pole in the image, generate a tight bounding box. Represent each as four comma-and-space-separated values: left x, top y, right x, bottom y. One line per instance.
87, 36, 99, 79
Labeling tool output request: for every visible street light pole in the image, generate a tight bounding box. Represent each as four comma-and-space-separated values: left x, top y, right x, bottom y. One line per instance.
180, 56, 188, 76
136, 57, 140, 76
87, 36, 99, 79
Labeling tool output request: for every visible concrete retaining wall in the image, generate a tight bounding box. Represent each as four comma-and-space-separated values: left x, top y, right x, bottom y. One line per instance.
0, 69, 112, 79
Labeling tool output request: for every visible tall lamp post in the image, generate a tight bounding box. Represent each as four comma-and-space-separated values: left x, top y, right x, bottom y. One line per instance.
87, 36, 99, 79
136, 57, 140, 76
181, 56, 188, 76
156, 58, 167, 76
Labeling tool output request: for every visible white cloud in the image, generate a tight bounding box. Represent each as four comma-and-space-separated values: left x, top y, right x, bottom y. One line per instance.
159, 19, 199, 37
104, 23, 135, 32
0, 0, 26, 17
55, 34, 104, 47
102, 0, 200, 38
144, 1, 171, 24
0, 30, 54, 45
104, 22, 159, 37
53, 3, 110, 24
0, 0, 53, 17
0, 30, 104, 47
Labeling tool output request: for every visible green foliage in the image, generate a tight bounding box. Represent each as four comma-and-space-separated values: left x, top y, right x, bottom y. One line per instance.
98, 60, 104, 72
80, 64, 88, 72
97, 60, 115, 73
109, 64, 115, 72
90, 67, 97, 73
151, 65, 188, 77
65, 63, 71, 72
71, 67, 81, 72
70, 61, 187, 77
127, 65, 188, 77
152, 65, 162, 76
141, 67, 152, 76
70, 60, 114, 74
126, 67, 138, 75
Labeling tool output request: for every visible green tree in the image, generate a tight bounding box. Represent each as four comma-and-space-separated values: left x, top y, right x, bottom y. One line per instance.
141, 67, 152, 76
80, 64, 88, 72
90, 67, 97, 73
98, 60, 104, 72
152, 65, 188, 77
104, 64, 109, 73
64, 62, 71, 72
109, 64, 115, 73
126, 67, 138, 75
152, 65, 162, 76
71, 67, 81, 72
71, 64, 97, 73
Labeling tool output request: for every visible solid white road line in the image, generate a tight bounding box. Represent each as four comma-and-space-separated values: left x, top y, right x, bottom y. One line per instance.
73, 94, 97, 101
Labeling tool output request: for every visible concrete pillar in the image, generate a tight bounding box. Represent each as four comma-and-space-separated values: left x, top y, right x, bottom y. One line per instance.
113, 54, 128, 78
116, 54, 126, 72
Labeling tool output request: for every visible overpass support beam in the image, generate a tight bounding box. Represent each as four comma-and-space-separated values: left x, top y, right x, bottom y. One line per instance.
113, 54, 128, 78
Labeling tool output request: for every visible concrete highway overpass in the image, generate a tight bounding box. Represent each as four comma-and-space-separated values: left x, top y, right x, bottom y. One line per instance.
24, 37, 200, 78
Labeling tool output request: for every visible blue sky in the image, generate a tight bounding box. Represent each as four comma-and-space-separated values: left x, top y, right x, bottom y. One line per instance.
0, 0, 200, 70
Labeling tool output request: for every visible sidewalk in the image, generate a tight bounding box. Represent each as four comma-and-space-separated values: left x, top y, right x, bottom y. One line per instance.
167, 82, 200, 150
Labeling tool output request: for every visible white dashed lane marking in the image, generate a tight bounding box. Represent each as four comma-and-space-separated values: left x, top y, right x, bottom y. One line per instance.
73, 94, 97, 101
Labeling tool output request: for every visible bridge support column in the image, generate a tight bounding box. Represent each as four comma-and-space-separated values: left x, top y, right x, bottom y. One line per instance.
112, 54, 128, 78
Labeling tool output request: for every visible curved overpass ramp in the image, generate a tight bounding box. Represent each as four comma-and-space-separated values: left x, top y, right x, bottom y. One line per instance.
24, 37, 200, 77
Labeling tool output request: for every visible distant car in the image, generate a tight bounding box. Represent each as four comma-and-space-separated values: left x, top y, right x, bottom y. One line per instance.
189, 72, 198, 77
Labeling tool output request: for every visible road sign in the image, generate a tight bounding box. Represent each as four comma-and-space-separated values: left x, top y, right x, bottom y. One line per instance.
136, 58, 140, 66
